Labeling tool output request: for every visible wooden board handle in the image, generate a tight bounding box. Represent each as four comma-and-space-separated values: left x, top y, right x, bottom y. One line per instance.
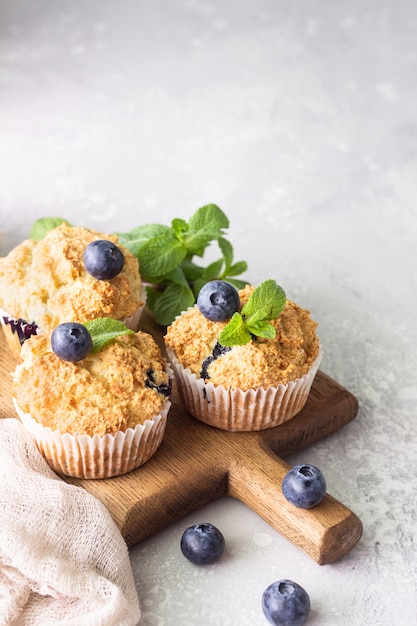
227, 436, 363, 565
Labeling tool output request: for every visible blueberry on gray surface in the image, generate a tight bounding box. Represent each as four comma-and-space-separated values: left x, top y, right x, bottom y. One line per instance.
262, 579, 310, 626
180, 522, 225, 565
197, 280, 240, 322
282, 464, 327, 509
83, 239, 125, 280
51, 322, 93, 362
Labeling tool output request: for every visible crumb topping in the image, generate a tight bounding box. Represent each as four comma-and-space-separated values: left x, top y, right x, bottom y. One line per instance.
164, 285, 319, 390
12, 330, 170, 436
0, 223, 143, 330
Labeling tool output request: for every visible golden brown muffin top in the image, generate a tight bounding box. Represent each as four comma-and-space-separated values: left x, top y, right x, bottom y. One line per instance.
13, 330, 170, 436
164, 285, 319, 390
0, 223, 143, 330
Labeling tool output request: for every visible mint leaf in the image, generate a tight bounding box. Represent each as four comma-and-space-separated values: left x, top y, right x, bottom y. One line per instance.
149, 282, 195, 326
226, 260, 248, 277
217, 237, 247, 281
202, 259, 224, 281
116, 224, 171, 257
218, 237, 234, 273
183, 204, 229, 255
219, 313, 252, 346
242, 279, 286, 326
171, 218, 188, 239
246, 320, 276, 340
180, 258, 204, 283
30, 217, 70, 240
138, 233, 187, 279
83, 318, 134, 353
143, 286, 161, 316
219, 279, 286, 346
225, 278, 249, 290
164, 266, 189, 287
188, 204, 229, 236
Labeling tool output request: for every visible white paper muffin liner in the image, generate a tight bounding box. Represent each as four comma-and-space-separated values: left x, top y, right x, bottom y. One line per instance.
166, 346, 322, 432
13, 398, 172, 479
12, 358, 173, 479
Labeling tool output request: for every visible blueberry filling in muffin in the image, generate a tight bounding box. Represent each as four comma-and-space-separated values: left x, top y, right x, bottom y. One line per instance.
2, 316, 38, 345
145, 369, 172, 399
200, 342, 232, 380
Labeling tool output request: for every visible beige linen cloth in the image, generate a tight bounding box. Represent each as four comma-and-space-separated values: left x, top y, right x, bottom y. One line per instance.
0, 418, 141, 626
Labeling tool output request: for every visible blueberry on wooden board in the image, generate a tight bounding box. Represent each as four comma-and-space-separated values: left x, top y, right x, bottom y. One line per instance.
282, 464, 327, 509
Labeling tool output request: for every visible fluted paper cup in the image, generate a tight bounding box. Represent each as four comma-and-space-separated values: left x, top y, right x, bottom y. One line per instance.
13, 399, 171, 479
166, 346, 322, 432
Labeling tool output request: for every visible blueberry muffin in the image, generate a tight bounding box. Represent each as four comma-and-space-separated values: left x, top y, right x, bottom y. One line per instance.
164, 280, 321, 431
0, 223, 144, 358
12, 323, 172, 478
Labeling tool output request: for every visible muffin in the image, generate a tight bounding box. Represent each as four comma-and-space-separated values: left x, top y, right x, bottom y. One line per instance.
0, 223, 144, 359
164, 280, 322, 431
12, 322, 172, 478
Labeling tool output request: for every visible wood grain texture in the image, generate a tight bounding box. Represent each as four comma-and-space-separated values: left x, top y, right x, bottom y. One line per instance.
0, 309, 362, 564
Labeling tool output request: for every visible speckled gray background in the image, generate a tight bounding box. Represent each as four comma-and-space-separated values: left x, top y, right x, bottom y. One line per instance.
1, 1, 416, 624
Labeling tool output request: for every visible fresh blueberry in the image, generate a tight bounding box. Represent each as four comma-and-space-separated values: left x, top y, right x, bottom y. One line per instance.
83, 239, 125, 280
180, 522, 225, 565
51, 322, 93, 362
262, 579, 310, 626
197, 280, 240, 322
282, 464, 327, 509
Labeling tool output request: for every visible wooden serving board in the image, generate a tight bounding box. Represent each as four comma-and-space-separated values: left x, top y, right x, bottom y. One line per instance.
0, 310, 362, 565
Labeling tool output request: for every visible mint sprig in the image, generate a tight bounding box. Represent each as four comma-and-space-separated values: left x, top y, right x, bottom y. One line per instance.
83, 318, 134, 353
219, 279, 286, 347
29, 204, 249, 326
116, 204, 248, 325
